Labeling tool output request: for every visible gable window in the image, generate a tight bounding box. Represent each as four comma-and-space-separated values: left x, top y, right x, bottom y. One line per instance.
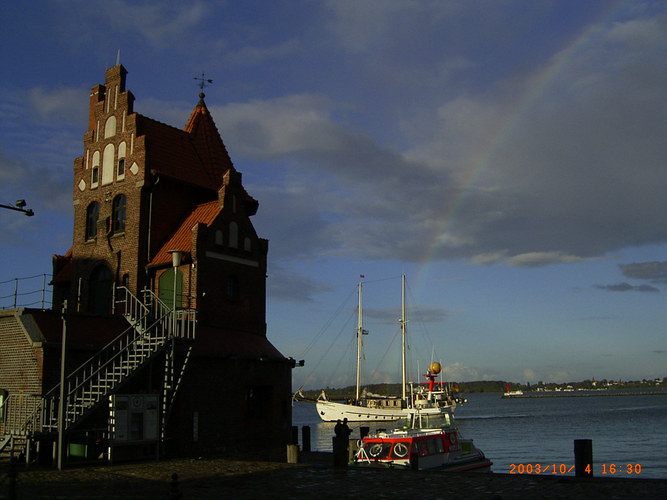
86, 202, 100, 240
91, 167, 99, 187
229, 222, 238, 248
117, 141, 126, 180
112, 194, 126, 234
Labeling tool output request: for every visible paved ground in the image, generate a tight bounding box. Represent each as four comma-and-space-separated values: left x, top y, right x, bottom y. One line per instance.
3, 452, 666, 499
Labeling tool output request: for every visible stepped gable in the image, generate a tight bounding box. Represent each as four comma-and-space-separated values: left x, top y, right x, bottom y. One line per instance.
147, 200, 222, 268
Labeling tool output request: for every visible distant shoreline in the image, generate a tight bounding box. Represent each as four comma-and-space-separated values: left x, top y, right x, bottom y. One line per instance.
502, 391, 666, 399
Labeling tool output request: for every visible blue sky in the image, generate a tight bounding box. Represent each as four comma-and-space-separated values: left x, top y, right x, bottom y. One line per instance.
1, 1, 665, 390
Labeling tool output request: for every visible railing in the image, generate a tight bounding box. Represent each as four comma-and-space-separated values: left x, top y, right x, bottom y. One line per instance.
2, 286, 196, 451
41, 287, 195, 432
0, 274, 52, 310
0, 394, 41, 437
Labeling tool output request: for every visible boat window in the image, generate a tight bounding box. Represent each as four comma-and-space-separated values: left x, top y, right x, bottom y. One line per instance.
366, 442, 391, 459
435, 437, 444, 453
415, 439, 429, 456
427, 438, 438, 455
391, 441, 410, 459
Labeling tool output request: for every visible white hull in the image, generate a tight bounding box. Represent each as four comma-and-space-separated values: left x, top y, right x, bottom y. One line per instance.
315, 399, 446, 422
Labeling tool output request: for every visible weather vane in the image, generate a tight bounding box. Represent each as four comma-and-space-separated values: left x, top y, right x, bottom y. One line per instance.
194, 71, 213, 98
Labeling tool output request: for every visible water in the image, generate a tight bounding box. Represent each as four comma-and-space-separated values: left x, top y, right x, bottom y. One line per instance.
292, 393, 667, 478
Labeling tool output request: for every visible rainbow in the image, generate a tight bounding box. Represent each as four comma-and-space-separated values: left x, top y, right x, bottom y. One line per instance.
413, 1, 628, 295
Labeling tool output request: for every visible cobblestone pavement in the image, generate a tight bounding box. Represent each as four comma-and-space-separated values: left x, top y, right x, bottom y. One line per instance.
3, 454, 666, 499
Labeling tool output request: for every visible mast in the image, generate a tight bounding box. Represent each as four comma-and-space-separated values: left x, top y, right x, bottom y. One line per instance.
355, 281, 363, 401
400, 274, 407, 401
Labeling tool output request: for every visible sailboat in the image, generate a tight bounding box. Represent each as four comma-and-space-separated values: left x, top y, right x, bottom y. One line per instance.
306, 275, 461, 422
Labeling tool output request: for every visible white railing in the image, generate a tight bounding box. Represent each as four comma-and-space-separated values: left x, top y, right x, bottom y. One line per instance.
40, 287, 196, 432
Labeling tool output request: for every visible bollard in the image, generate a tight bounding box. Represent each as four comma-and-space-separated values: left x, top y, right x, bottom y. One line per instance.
302, 425, 311, 452
8, 459, 17, 500
169, 473, 182, 500
333, 437, 348, 467
287, 444, 299, 464
574, 439, 593, 477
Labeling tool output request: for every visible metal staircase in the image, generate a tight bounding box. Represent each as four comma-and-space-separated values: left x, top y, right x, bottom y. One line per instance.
1, 287, 195, 459
41, 287, 196, 432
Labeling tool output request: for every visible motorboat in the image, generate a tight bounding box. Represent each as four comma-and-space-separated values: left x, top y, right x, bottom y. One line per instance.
351, 408, 492, 471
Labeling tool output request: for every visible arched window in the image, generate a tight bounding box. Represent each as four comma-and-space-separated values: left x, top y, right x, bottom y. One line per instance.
229, 222, 238, 248
117, 141, 126, 179
104, 116, 117, 138
244, 237, 251, 252
91, 151, 100, 188
215, 229, 223, 246
112, 194, 126, 234
85, 202, 99, 240
102, 143, 115, 185
88, 265, 113, 314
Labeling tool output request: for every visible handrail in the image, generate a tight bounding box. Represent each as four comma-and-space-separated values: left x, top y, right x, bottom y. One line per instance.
0, 394, 41, 436
52, 287, 194, 430
5, 286, 196, 439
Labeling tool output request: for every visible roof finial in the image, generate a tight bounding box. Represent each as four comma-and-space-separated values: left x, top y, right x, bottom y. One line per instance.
116, 49, 121, 66
194, 71, 213, 102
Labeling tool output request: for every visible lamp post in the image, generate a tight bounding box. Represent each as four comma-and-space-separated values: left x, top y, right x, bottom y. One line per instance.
167, 250, 183, 335
0, 199, 34, 216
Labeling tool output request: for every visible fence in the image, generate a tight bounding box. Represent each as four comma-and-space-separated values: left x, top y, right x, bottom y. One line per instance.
0, 275, 52, 310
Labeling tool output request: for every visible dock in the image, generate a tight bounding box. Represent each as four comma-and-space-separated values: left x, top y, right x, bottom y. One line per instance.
4, 453, 666, 499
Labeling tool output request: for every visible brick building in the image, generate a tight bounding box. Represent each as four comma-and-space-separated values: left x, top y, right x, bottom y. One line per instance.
0, 65, 293, 463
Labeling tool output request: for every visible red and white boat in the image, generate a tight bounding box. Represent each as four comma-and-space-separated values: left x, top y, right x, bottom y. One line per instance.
352, 408, 492, 471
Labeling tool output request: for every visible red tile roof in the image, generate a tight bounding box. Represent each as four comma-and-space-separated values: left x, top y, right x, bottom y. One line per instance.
136, 99, 234, 191
51, 248, 73, 284
148, 200, 222, 268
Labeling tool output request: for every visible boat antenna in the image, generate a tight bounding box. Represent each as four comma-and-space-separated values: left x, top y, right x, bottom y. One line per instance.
401, 274, 407, 402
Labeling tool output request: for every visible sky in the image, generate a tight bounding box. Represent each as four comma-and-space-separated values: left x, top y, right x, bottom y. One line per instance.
1, 1, 666, 390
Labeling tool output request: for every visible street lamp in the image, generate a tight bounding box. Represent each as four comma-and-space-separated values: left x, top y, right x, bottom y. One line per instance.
0, 199, 34, 216
166, 250, 183, 334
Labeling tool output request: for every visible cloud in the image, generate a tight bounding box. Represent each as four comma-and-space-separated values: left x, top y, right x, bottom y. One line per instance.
266, 265, 333, 302
441, 362, 479, 382
594, 282, 660, 293
93, 1, 209, 50
206, 6, 667, 268
619, 261, 667, 284
27, 88, 88, 125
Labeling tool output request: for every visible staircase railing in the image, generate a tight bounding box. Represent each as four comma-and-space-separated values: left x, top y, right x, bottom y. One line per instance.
39, 287, 195, 433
